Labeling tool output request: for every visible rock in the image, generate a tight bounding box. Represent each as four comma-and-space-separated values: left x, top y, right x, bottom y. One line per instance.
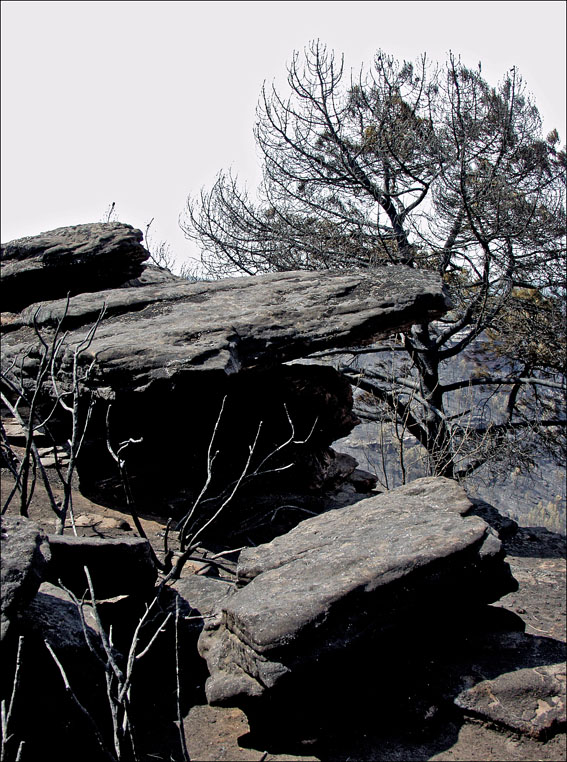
453, 631, 566, 739
0, 222, 149, 312
121, 263, 183, 287
349, 467, 379, 492
45, 534, 157, 599
198, 477, 518, 705
21, 580, 100, 651
2, 575, 195, 761
466, 497, 519, 540
2, 266, 449, 391
36, 444, 70, 467
1, 418, 27, 443
96, 516, 132, 531
172, 574, 237, 621
71, 513, 132, 531
1, 243, 450, 519
0, 516, 51, 641
69, 361, 365, 523
0, 580, 111, 761
456, 661, 566, 739
1, 416, 49, 446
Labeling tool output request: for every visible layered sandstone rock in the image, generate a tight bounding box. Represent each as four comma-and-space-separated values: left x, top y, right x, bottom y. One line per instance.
0, 222, 149, 312
198, 477, 518, 705
1, 223, 450, 521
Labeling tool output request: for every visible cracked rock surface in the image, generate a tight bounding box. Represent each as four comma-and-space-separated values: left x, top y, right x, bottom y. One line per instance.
198, 477, 518, 705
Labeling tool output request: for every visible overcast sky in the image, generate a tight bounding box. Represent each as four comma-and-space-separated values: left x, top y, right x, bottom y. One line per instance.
2, 0, 566, 269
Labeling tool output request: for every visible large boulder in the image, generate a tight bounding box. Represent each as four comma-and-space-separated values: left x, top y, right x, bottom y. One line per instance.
0, 222, 149, 312
198, 477, 518, 705
0, 579, 112, 761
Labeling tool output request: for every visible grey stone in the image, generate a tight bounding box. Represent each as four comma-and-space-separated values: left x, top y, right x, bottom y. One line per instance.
45, 534, 157, 599
172, 574, 237, 621
22, 581, 100, 651
1, 419, 27, 441
1, 516, 51, 641
0, 222, 148, 312
36, 445, 70, 467
349, 467, 379, 492
453, 631, 566, 738
456, 662, 566, 738
236, 476, 478, 586
1, 417, 49, 446
1, 244, 450, 518
2, 265, 449, 393
121, 263, 183, 287
198, 477, 518, 705
466, 498, 519, 540
3, 580, 117, 759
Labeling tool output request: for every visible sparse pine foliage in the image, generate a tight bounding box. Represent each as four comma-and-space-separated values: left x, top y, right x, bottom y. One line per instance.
183, 42, 566, 482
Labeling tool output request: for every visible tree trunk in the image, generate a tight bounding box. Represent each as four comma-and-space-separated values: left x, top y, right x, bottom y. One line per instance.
405, 325, 455, 479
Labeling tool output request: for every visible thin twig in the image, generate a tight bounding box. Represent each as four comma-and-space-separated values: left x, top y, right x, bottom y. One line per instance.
175, 597, 191, 762
0, 635, 24, 762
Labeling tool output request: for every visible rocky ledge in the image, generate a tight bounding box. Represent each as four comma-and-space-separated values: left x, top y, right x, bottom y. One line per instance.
1, 223, 449, 525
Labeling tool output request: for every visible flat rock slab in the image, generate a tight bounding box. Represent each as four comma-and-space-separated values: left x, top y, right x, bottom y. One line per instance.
456, 659, 566, 739
1, 516, 51, 641
198, 477, 518, 705
448, 630, 567, 739
22, 581, 100, 651
2, 266, 449, 394
1, 229, 450, 515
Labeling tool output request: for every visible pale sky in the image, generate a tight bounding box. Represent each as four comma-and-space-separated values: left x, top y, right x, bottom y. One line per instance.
1, 0, 566, 269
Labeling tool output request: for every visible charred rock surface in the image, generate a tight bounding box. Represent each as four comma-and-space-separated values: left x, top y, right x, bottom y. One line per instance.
0, 222, 149, 313
1, 264, 450, 388
1, 224, 450, 523
4, 223, 560, 758
0, 516, 51, 641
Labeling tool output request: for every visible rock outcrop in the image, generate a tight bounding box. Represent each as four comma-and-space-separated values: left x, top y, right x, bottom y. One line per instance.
2, 259, 450, 389
1, 222, 564, 759
0, 222, 149, 313
0, 513, 186, 760
452, 631, 566, 739
45, 534, 157, 598
1, 223, 451, 523
198, 477, 518, 705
